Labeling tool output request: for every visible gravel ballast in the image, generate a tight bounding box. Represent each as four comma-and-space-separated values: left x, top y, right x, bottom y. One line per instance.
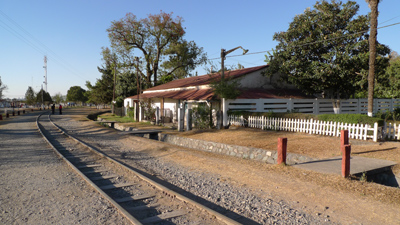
0, 113, 129, 225
53, 113, 333, 224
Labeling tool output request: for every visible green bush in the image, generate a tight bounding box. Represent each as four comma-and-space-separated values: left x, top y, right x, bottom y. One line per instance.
192, 104, 212, 129
127, 107, 135, 119
375, 107, 400, 123
317, 114, 382, 126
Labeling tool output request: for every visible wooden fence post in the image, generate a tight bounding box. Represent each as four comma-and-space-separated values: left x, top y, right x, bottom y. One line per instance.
342, 144, 351, 178
277, 137, 287, 165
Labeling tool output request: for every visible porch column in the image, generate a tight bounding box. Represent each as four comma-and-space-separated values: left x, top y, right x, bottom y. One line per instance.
160, 98, 165, 120
222, 98, 229, 127
135, 101, 139, 121
186, 108, 192, 131
178, 107, 185, 132
155, 107, 160, 124
139, 102, 143, 122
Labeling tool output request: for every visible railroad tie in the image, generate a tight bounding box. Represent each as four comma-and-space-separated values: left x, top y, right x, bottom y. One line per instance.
90, 174, 118, 181
140, 210, 186, 224
114, 194, 155, 203
82, 169, 109, 175
124, 203, 160, 212
76, 164, 102, 169
99, 182, 136, 190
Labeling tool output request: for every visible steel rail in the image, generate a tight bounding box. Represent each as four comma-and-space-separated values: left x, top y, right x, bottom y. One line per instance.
36, 112, 143, 225
39, 112, 242, 225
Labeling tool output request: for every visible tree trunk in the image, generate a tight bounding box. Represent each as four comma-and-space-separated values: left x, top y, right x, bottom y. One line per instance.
367, 0, 379, 117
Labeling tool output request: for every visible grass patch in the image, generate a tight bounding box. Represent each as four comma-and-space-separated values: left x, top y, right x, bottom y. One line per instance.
98, 113, 137, 123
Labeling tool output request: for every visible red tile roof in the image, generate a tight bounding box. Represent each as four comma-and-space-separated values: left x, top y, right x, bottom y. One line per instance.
127, 88, 307, 101
145, 65, 268, 91
125, 65, 307, 101
127, 88, 215, 101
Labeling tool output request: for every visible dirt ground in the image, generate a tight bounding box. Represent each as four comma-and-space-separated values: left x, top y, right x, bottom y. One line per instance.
172, 127, 400, 173
71, 108, 400, 224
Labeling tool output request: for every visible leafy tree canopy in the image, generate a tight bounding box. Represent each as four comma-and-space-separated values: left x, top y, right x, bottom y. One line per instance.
85, 64, 114, 105
25, 86, 36, 105
66, 86, 87, 103
52, 93, 65, 104
0, 76, 7, 100
264, 0, 390, 99
36, 89, 52, 103
375, 57, 400, 98
107, 11, 207, 87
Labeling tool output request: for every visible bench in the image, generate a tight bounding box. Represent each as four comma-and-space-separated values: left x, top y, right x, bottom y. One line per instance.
120, 130, 163, 140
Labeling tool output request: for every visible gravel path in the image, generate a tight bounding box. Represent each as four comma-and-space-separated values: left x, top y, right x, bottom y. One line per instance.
53, 113, 334, 225
0, 112, 129, 225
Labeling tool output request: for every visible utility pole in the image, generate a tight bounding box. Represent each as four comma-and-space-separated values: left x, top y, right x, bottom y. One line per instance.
41, 84, 44, 109
135, 57, 141, 121
112, 60, 116, 114
43, 56, 47, 92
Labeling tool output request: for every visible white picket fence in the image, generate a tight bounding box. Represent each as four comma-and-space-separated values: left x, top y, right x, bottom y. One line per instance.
228, 115, 380, 142
382, 123, 400, 140
225, 98, 400, 115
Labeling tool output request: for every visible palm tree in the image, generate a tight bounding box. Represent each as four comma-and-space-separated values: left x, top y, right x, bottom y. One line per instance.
366, 0, 380, 117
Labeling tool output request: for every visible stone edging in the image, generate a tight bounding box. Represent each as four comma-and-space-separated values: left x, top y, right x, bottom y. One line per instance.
96, 118, 315, 165
159, 133, 314, 165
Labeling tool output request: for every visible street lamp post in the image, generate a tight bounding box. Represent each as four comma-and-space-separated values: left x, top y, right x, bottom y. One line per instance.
220, 46, 249, 81
219, 46, 249, 129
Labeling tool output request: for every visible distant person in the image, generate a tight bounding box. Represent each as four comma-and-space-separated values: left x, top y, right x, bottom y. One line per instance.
51, 104, 55, 114
59, 104, 62, 115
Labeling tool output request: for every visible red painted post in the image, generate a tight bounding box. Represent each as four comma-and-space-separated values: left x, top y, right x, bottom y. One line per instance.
277, 137, 287, 165
340, 130, 349, 152
0, 114, 2, 120
342, 144, 351, 178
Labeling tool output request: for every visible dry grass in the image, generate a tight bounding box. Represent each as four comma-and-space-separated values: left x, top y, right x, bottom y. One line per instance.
67, 107, 400, 209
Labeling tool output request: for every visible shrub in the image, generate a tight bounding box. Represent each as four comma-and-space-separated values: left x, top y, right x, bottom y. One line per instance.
127, 107, 135, 119
192, 104, 211, 129
317, 114, 383, 126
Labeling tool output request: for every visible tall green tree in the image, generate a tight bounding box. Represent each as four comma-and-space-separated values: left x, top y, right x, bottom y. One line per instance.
107, 11, 207, 87
66, 86, 87, 104
0, 76, 7, 100
366, 0, 380, 117
36, 89, 52, 103
52, 93, 65, 104
86, 64, 114, 105
375, 54, 400, 98
24, 86, 36, 105
264, 0, 390, 99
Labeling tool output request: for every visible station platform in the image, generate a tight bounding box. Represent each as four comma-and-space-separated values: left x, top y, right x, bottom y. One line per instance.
293, 156, 397, 176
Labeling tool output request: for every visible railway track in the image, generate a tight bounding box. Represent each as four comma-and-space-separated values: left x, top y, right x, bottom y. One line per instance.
36, 112, 241, 225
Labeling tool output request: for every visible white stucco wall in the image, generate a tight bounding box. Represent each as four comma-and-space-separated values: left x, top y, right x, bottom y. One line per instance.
124, 98, 134, 108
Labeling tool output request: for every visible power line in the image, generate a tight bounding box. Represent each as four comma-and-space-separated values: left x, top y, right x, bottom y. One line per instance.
209, 21, 400, 61
0, 9, 88, 81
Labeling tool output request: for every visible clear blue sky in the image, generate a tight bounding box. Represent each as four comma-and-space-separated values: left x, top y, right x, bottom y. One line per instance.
1, 0, 400, 99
